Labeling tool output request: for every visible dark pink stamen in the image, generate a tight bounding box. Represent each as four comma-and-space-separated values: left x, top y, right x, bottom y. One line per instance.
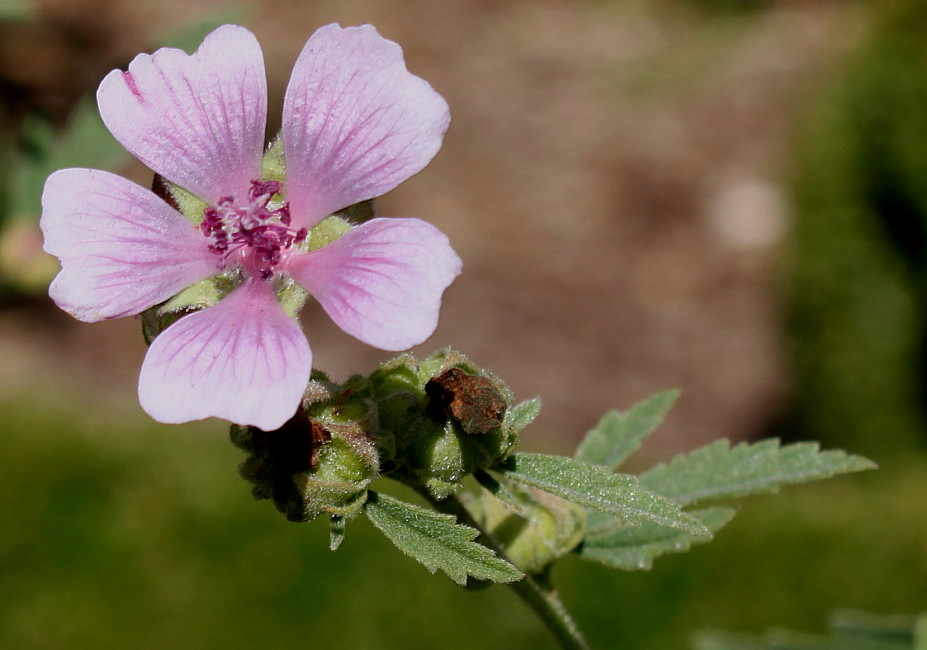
201, 180, 302, 280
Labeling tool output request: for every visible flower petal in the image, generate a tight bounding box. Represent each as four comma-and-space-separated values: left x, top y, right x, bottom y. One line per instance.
286, 217, 461, 350
138, 278, 312, 430
282, 24, 450, 228
97, 24, 267, 203
41, 168, 217, 322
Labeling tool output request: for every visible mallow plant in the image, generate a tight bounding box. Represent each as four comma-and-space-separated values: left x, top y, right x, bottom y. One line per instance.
39, 23, 875, 649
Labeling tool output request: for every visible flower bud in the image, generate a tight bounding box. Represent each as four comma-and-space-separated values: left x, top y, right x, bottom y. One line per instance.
231, 378, 380, 522
464, 485, 586, 575
371, 349, 518, 499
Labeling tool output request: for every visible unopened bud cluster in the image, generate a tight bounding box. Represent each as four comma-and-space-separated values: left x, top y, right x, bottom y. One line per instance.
231, 349, 522, 521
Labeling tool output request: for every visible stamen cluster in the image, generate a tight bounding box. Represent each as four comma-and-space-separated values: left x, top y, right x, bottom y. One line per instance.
201, 179, 307, 279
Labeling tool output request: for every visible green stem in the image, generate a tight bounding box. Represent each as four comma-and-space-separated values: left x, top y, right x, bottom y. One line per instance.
421, 490, 590, 650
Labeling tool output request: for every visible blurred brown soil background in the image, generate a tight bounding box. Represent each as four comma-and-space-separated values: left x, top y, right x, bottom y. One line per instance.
0, 0, 861, 458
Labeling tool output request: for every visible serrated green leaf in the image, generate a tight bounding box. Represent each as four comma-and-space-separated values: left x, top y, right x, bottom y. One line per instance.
579, 506, 734, 571
506, 397, 542, 431
641, 439, 876, 507
364, 492, 522, 586
575, 389, 679, 470
497, 453, 710, 537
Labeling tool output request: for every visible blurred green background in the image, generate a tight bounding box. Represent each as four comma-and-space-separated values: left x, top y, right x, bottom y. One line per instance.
2, 0, 927, 648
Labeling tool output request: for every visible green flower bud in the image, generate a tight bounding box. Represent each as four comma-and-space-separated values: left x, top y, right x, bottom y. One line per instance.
231, 378, 381, 522
464, 484, 586, 575
371, 349, 519, 499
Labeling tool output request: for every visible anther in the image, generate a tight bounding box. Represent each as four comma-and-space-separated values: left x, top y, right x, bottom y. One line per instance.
200, 180, 303, 279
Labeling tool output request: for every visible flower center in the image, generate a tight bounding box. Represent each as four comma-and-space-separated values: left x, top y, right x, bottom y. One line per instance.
201, 180, 307, 280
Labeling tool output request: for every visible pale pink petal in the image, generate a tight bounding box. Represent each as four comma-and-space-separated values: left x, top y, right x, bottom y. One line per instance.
97, 25, 267, 204
282, 24, 450, 228
286, 218, 461, 350
138, 278, 312, 430
41, 168, 217, 323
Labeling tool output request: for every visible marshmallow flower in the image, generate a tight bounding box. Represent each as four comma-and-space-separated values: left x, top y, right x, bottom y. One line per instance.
41, 24, 461, 430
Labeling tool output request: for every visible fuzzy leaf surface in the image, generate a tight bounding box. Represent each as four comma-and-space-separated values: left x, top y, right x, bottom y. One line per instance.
364, 492, 522, 586
497, 453, 710, 537
575, 389, 679, 470
641, 439, 876, 507
579, 506, 735, 571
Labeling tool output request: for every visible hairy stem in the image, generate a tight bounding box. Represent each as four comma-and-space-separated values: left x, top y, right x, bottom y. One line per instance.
420, 489, 590, 650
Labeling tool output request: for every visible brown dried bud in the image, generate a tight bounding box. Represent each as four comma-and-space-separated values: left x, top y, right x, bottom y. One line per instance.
426, 367, 507, 435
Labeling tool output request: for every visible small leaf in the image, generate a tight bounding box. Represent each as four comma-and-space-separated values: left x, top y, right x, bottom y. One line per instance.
641, 439, 877, 507
578, 507, 735, 571
506, 397, 542, 431
364, 492, 522, 586
575, 390, 679, 470
497, 453, 710, 537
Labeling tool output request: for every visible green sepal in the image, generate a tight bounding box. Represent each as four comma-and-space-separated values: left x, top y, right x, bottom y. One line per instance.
329, 515, 347, 551
575, 389, 679, 470
307, 215, 352, 251
262, 136, 285, 184
579, 506, 735, 571
166, 182, 209, 224
364, 491, 523, 586
506, 397, 542, 432
335, 199, 376, 224
496, 453, 711, 537
140, 274, 236, 343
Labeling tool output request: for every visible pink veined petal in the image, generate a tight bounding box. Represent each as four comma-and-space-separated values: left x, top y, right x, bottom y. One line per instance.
41, 168, 217, 323
281, 24, 450, 229
97, 24, 267, 204
138, 278, 312, 430
286, 217, 462, 350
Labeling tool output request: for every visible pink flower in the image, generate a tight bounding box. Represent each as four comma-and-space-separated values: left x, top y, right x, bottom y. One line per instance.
41, 24, 461, 430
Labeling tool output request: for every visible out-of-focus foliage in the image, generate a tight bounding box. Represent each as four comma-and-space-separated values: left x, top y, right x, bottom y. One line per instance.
787, 0, 927, 455
0, 0, 31, 21
695, 609, 927, 649
676, 0, 772, 17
